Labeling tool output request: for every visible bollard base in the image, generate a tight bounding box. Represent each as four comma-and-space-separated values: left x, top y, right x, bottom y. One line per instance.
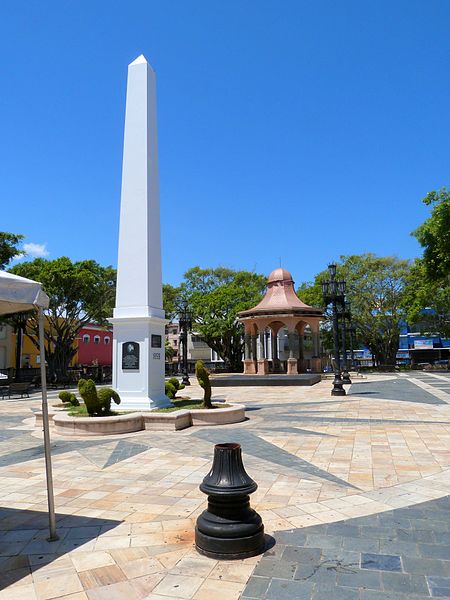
195, 443, 266, 560
195, 526, 265, 560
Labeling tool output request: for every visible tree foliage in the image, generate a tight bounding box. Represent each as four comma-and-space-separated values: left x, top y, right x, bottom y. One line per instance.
412, 188, 450, 282
0, 231, 23, 269
296, 281, 334, 351
163, 283, 181, 322
402, 259, 450, 338
10, 257, 116, 380
299, 254, 411, 366
181, 267, 267, 371
165, 338, 175, 361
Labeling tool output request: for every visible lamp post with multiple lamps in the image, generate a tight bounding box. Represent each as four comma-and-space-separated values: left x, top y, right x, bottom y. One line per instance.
178, 299, 192, 386
322, 264, 346, 396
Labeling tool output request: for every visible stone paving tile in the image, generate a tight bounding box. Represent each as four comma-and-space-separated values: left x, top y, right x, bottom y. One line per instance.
361, 553, 402, 572
427, 575, 450, 597
265, 578, 315, 599
241, 575, 271, 598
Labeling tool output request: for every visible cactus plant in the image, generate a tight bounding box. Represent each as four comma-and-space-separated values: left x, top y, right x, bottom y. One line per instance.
195, 360, 212, 409
77, 378, 121, 416
58, 390, 80, 407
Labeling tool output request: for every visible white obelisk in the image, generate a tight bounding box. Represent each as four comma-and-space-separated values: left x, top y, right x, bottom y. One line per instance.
110, 55, 169, 410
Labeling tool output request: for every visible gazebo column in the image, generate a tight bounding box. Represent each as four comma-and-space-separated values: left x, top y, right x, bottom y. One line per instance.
257, 329, 269, 375
297, 328, 305, 373
251, 335, 257, 362
287, 331, 299, 375
311, 322, 321, 373
243, 328, 257, 374
271, 327, 281, 373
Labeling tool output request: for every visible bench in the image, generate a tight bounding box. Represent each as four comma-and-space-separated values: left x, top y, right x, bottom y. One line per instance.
0, 382, 32, 399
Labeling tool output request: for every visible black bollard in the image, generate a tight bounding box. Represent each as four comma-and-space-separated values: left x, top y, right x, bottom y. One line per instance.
195, 442, 265, 560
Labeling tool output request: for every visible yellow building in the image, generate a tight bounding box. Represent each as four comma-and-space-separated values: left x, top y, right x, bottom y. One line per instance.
11, 328, 41, 369
8, 318, 78, 370
0, 324, 13, 370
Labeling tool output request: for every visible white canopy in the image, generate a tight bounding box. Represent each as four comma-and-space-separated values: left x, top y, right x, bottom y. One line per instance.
0, 271, 49, 316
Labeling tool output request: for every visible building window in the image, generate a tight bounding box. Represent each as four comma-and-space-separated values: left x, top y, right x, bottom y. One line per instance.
83, 334, 90, 344
94, 335, 100, 345
104, 336, 110, 345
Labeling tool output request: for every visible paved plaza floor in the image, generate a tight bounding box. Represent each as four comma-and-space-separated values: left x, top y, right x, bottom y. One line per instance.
0, 371, 450, 599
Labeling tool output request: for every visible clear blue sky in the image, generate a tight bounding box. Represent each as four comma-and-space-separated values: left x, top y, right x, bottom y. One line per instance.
2, 1, 449, 287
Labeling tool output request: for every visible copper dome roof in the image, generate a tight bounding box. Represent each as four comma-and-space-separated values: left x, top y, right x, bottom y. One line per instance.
239, 268, 322, 317
267, 268, 294, 284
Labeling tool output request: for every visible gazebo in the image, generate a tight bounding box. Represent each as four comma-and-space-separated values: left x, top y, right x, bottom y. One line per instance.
238, 268, 323, 375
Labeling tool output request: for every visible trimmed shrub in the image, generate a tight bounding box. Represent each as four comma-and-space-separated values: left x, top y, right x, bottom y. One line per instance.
195, 360, 212, 409
165, 381, 177, 400
78, 379, 121, 416
168, 377, 185, 397
58, 391, 80, 407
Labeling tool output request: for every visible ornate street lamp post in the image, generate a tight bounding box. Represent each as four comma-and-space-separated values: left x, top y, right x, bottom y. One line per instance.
322, 264, 346, 396
339, 299, 352, 385
178, 300, 192, 386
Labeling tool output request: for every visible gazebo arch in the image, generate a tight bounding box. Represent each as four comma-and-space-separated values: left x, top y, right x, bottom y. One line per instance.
239, 268, 323, 374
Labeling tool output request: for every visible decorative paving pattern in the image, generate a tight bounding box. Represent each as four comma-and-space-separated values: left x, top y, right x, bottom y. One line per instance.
193, 428, 358, 489
0, 372, 450, 598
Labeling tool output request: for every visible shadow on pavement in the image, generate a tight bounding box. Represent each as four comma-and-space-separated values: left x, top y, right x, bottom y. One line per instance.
0, 507, 121, 590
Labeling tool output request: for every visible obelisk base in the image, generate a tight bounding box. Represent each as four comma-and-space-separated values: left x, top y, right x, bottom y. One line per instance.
109, 315, 170, 410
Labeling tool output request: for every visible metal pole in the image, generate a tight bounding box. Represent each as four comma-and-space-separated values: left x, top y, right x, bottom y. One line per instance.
340, 308, 351, 384
331, 299, 346, 396
38, 307, 58, 542
349, 326, 355, 370
181, 330, 190, 386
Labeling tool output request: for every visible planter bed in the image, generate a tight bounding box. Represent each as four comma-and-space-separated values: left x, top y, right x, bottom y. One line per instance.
34, 410, 58, 426
52, 411, 143, 436
47, 403, 245, 436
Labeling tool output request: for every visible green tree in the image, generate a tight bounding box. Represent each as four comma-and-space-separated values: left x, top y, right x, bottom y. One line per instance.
163, 283, 181, 322
0, 232, 24, 269
402, 259, 450, 338
299, 254, 411, 366
181, 267, 267, 371
10, 257, 116, 380
412, 188, 450, 282
296, 281, 334, 352
165, 338, 175, 361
